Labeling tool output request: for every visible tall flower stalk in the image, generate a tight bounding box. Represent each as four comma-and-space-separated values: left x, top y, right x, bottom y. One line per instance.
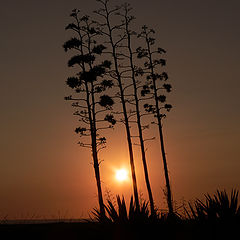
64, 10, 115, 219
137, 26, 174, 215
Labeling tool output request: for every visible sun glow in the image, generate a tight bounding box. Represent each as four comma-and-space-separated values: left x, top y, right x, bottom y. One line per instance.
115, 168, 128, 182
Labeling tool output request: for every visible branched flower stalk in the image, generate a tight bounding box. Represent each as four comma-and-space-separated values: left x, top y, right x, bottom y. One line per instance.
137, 26, 174, 215
64, 10, 115, 219
120, 4, 155, 216
94, 0, 140, 211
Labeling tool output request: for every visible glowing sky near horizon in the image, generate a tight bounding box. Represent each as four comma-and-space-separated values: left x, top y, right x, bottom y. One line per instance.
0, 0, 240, 219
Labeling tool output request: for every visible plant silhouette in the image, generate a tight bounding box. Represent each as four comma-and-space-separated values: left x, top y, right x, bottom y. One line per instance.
64, 0, 174, 218
94, 0, 140, 211
93, 195, 152, 224
64, 10, 116, 219
137, 25, 174, 215
186, 189, 240, 222
120, 3, 156, 216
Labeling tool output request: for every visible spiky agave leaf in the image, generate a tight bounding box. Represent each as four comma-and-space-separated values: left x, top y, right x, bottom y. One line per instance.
128, 196, 136, 222
116, 195, 128, 223
91, 208, 103, 222
141, 200, 149, 216
230, 189, 239, 216
214, 189, 239, 219
105, 199, 118, 223
187, 189, 240, 222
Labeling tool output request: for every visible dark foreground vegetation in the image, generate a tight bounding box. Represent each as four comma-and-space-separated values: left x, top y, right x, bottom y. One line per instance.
0, 220, 239, 240
1, 190, 240, 240
1, 218, 239, 240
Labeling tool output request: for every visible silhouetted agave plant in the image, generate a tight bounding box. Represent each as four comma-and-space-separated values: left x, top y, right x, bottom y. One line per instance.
186, 189, 240, 222
92, 195, 153, 224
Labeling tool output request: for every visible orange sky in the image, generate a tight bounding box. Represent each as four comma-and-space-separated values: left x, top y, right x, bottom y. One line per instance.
0, 0, 240, 219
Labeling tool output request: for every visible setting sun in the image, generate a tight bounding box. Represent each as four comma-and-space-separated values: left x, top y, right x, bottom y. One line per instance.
115, 168, 128, 182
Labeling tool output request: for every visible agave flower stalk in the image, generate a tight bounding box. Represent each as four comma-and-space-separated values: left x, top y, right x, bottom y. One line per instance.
95, 0, 140, 211
64, 10, 115, 219
120, 4, 155, 216
137, 26, 174, 215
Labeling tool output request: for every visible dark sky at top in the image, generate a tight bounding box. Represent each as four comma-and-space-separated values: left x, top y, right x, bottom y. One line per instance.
0, 0, 240, 219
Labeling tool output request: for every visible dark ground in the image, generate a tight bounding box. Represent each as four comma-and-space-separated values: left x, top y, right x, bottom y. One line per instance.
0, 220, 239, 240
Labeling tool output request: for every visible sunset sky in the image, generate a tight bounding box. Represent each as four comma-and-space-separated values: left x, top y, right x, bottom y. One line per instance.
0, 0, 240, 219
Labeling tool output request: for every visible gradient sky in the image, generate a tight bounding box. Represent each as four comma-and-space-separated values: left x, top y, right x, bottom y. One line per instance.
0, 0, 240, 219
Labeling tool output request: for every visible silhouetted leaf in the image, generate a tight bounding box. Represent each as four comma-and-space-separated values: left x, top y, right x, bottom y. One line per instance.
159, 113, 166, 119
104, 114, 116, 125
159, 59, 166, 66
80, 15, 89, 22
64, 95, 72, 101
157, 95, 166, 103
141, 89, 151, 96
146, 75, 152, 80
80, 70, 96, 82
136, 47, 148, 58
75, 88, 82, 93
63, 38, 81, 52
95, 86, 103, 93
152, 74, 158, 81
143, 84, 149, 90
65, 23, 79, 31
161, 72, 168, 81
144, 103, 155, 113
99, 95, 114, 108
92, 65, 106, 76
165, 104, 172, 112
144, 61, 150, 68
141, 84, 150, 96
101, 79, 114, 89
150, 29, 155, 34
163, 83, 172, 92
92, 44, 106, 54
149, 37, 155, 45
135, 67, 144, 76
99, 137, 106, 144
89, 27, 98, 34
75, 127, 87, 134
66, 77, 81, 88
157, 47, 166, 54
101, 60, 112, 69
68, 54, 95, 67
70, 9, 79, 17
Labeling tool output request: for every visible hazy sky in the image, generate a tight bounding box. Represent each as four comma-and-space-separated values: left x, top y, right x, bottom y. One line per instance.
0, 0, 240, 219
